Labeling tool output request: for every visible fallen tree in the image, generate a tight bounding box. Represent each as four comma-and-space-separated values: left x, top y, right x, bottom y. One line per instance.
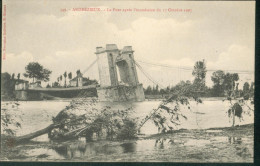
1, 88, 203, 146
1, 125, 58, 148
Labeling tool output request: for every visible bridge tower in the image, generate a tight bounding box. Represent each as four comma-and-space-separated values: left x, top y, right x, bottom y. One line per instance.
95, 44, 145, 101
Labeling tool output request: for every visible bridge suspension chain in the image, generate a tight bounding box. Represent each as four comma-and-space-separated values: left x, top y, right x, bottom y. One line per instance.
136, 59, 254, 74
82, 58, 98, 75
134, 60, 165, 89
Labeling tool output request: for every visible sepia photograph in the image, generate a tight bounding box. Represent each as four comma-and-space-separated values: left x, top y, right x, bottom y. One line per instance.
1, 0, 255, 162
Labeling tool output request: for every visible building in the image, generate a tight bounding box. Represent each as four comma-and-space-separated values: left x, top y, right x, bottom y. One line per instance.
69, 73, 97, 87
29, 81, 42, 89
15, 80, 29, 90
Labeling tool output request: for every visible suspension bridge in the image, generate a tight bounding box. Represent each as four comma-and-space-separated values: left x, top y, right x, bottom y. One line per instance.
14, 44, 254, 101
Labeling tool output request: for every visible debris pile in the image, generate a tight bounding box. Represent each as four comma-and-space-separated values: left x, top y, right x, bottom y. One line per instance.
48, 98, 138, 141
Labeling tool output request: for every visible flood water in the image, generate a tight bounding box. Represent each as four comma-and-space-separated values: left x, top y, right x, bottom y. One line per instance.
1, 99, 254, 162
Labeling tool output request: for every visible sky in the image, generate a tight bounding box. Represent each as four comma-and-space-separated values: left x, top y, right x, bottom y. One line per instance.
2, 0, 255, 89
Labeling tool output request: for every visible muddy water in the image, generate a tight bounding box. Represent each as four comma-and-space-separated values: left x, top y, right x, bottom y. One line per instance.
1, 99, 254, 162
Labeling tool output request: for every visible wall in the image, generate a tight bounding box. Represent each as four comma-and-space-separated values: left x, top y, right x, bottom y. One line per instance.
15, 90, 42, 101
15, 82, 29, 90
134, 84, 145, 101
97, 84, 145, 102
15, 88, 97, 100
78, 77, 83, 87
96, 53, 111, 87
70, 80, 77, 87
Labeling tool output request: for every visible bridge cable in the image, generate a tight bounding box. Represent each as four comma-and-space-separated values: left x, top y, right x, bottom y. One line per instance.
82, 58, 98, 75
136, 59, 254, 74
134, 60, 163, 88
134, 60, 165, 89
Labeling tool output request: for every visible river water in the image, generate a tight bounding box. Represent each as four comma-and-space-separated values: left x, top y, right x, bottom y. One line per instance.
1, 99, 254, 162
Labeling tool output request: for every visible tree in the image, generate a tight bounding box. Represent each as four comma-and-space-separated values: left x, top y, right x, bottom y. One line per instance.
211, 71, 239, 97
57, 77, 60, 85
145, 85, 152, 95
211, 70, 225, 96
1, 102, 22, 136
152, 86, 155, 95
192, 60, 207, 91
227, 90, 253, 128
223, 76, 253, 128
155, 85, 159, 94
17, 73, 20, 80
138, 85, 203, 134
249, 82, 254, 98
68, 72, 72, 80
23, 62, 52, 83
236, 83, 239, 91
223, 73, 239, 97
68, 72, 72, 87
228, 102, 243, 127
76, 70, 81, 76
243, 82, 250, 93
243, 82, 250, 100
53, 81, 59, 88
1, 72, 15, 99
250, 82, 254, 91
11, 73, 15, 80
159, 89, 165, 97
76, 70, 81, 87
169, 80, 194, 97
63, 72, 67, 87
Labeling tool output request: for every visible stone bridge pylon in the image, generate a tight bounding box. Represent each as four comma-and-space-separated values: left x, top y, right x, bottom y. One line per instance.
95, 44, 145, 101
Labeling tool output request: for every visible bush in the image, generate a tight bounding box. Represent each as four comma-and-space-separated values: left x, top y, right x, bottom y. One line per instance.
117, 119, 137, 139
49, 99, 138, 141
243, 93, 249, 100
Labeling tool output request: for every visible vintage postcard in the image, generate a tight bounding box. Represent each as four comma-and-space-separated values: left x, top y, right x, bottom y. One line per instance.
1, 0, 255, 162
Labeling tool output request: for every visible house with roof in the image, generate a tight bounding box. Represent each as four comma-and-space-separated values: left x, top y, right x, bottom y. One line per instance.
15, 79, 43, 90
69, 73, 98, 87
15, 79, 29, 90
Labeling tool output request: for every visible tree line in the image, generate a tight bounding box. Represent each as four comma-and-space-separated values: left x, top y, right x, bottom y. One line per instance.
51, 70, 97, 88
144, 60, 254, 100
51, 71, 73, 88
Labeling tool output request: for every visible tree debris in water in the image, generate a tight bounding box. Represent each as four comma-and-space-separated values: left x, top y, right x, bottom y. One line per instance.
49, 98, 138, 141
1, 93, 203, 144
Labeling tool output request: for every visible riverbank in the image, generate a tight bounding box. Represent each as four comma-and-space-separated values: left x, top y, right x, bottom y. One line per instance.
0, 124, 253, 162
145, 95, 227, 101
2, 96, 227, 102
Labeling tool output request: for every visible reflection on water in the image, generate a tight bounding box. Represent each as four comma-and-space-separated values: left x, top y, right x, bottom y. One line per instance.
226, 137, 251, 159
120, 142, 136, 153
154, 138, 179, 149
53, 145, 68, 158
184, 139, 211, 147
40, 135, 251, 161
228, 137, 242, 145
52, 141, 127, 159
4, 133, 252, 162
155, 139, 166, 149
